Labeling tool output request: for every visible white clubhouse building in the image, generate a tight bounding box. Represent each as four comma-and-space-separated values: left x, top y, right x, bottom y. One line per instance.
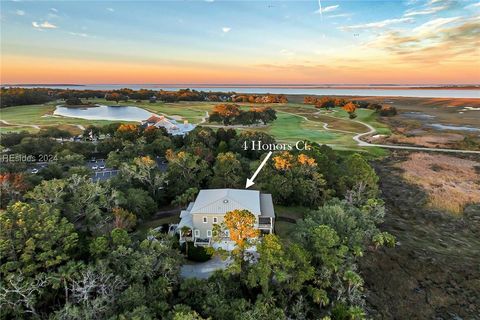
142, 115, 195, 136
177, 189, 275, 247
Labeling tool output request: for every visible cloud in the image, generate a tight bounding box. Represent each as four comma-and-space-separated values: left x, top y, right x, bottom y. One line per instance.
365, 16, 479, 63
222, 27, 231, 33
413, 16, 461, 35
205, 0, 215, 2
315, 4, 339, 14
404, 5, 448, 16
15, 10, 25, 16
69, 32, 89, 37
32, 21, 57, 29
464, 2, 480, 9
106, 8, 115, 12
340, 17, 414, 30
322, 5, 339, 13
280, 49, 295, 56
50, 8, 58, 12
327, 13, 353, 19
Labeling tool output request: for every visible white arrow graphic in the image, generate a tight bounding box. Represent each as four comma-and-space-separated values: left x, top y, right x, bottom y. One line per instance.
245, 151, 273, 189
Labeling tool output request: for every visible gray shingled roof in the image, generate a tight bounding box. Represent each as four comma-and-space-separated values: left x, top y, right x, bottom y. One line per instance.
190, 189, 261, 215
260, 194, 275, 217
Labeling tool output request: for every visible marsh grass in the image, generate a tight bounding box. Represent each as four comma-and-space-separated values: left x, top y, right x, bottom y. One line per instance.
398, 153, 480, 215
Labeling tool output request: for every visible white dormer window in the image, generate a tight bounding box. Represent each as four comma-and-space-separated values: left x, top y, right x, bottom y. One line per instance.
194, 229, 200, 237
203, 216, 208, 223
207, 230, 212, 238
213, 217, 218, 223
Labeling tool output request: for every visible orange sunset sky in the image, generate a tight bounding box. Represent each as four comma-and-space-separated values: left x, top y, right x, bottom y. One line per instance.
1, 0, 479, 84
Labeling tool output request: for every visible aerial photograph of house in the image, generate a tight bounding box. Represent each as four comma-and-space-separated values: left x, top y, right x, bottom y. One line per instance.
1, 0, 479, 319
177, 188, 275, 249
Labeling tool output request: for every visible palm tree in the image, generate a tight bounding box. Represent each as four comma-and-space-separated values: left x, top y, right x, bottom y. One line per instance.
181, 226, 192, 256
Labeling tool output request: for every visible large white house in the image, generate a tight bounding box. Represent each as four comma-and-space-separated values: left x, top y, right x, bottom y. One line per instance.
142, 115, 195, 136
177, 189, 275, 247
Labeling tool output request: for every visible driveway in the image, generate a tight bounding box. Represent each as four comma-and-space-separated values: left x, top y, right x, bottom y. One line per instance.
180, 256, 231, 279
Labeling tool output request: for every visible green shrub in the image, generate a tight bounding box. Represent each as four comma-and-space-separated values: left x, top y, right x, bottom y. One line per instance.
181, 242, 212, 262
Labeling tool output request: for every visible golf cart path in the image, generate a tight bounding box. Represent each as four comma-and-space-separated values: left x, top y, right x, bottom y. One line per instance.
353, 120, 480, 154
0, 119, 41, 129
0, 119, 88, 131
277, 110, 358, 134
277, 110, 480, 154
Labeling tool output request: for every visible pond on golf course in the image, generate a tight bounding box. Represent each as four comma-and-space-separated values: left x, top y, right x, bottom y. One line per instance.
53, 105, 155, 122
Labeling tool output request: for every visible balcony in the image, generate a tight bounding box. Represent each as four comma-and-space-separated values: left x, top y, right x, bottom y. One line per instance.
194, 237, 211, 247
257, 217, 273, 230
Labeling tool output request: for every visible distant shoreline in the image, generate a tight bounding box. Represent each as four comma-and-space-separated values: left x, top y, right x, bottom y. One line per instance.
3, 84, 479, 90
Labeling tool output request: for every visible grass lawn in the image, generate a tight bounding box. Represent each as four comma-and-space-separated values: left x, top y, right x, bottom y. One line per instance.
250, 112, 343, 143
274, 221, 297, 238
332, 108, 392, 135
275, 205, 309, 221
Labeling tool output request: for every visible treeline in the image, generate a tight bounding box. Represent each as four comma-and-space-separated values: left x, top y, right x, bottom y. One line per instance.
304, 96, 397, 116
209, 103, 277, 126
231, 94, 288, 103
0, 87, 54, 107
1, 87, 288, 108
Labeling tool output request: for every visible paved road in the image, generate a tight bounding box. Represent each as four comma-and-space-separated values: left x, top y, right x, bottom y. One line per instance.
180, 256, 231, 279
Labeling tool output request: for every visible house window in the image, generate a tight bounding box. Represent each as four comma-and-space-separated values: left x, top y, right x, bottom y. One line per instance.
213, 217, 218, 223
194, 229, 200, 237
207, 230, 212, 238
203, 216, 208, 223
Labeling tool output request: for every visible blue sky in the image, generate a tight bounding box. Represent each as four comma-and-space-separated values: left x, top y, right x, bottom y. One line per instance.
1, 0, 479, 84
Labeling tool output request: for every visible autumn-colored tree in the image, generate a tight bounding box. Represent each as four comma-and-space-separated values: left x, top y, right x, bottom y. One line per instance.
379, 105, 398, 116
224, 209, 259, 249
316, 97, 335, 109
115, 124, 139, 140
211, 104, 241, 125
0, 173, 28, 208
105, 92, 123, 103
112, 207, 137, 231
297, 154, 316, 166
343, 102, 357, 119
304, 96, 317, 105
117, 124, 138, 132
273, 152, 294, 171
343, 102, 357, 113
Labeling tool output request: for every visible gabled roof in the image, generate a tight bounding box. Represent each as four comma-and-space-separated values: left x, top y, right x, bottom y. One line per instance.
190, 189, 261, 215
154, 118, 178, 130
146, 115, 164, 123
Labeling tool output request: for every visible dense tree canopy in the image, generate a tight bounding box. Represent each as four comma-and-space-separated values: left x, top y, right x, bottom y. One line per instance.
0, 114, 394, 319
